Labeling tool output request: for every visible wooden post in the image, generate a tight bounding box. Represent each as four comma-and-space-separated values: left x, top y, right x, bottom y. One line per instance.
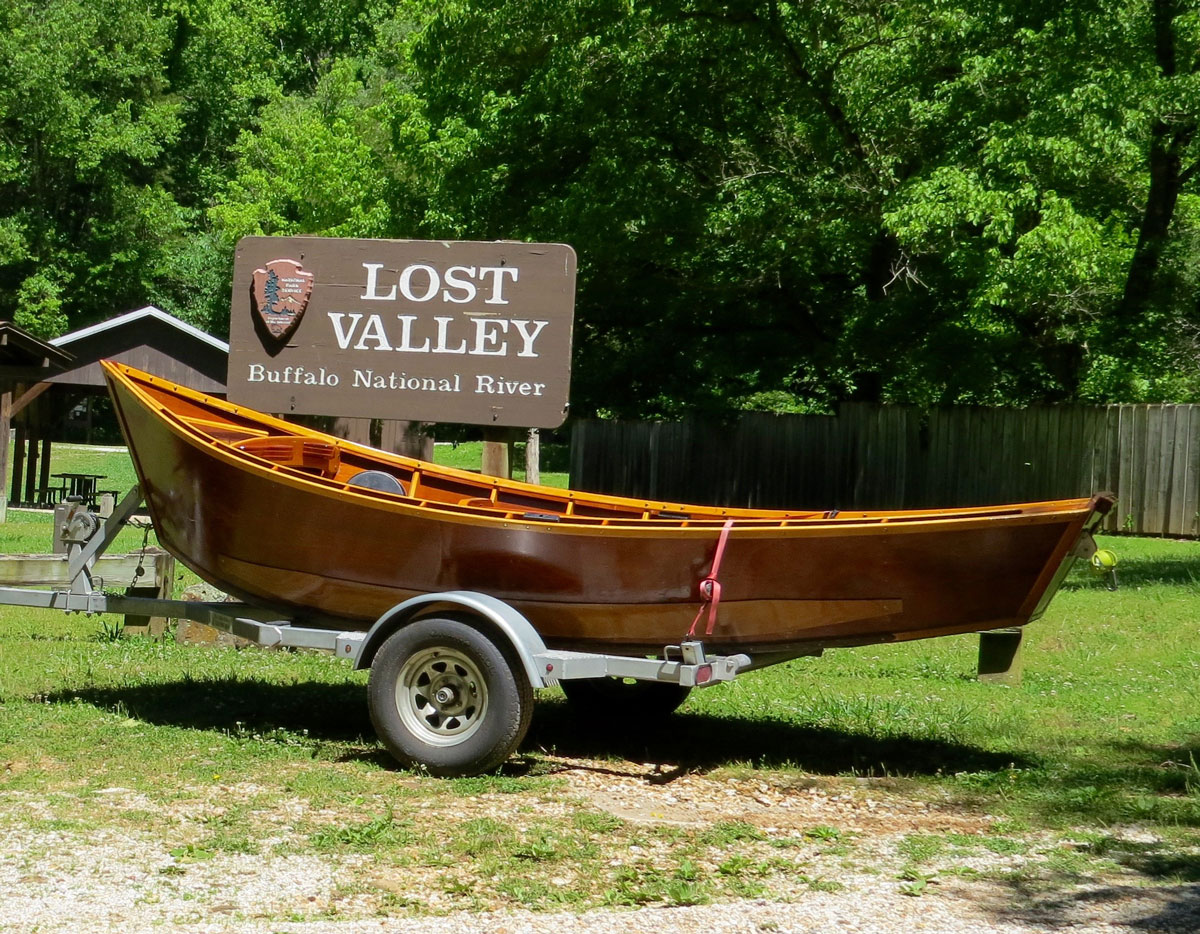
977, 628, 1024, 684
37, 437, 50, 504
481, 427, 511, 479
122, 548, 176, 638
23, 426, 37, 505
6, 383, 53, 509
379, 419, 433, 460
330, 416, 371, 446
525, 428, 540, 485
10, 422, 24, 507
0, 389, 10, 522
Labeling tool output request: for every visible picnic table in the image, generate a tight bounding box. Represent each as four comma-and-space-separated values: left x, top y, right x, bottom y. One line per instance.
52, 472, 108, 506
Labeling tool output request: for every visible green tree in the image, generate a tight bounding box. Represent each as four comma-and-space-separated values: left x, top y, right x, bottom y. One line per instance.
0, 0, 183, 334
208, 5, 435, 249
3, 0, 1197, 412
411, 0, 1200, 413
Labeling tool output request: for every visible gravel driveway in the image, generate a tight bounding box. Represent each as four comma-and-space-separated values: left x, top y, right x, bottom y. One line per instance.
3, 756, 1198, 934
3, 840, 1198, 934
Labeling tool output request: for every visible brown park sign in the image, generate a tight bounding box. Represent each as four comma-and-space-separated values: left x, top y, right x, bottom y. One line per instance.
228, 237, 576, 427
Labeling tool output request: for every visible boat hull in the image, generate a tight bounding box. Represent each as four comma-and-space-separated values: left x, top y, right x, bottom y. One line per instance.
104, 363, 1110, 658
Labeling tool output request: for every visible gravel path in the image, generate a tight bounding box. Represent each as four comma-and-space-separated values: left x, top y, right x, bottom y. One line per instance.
3, 861, 1198, 934
3, 822, 1198, 933
3, 759, 1198, 933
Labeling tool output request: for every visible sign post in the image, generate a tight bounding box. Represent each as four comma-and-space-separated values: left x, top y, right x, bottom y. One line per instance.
228, 237, 577, 437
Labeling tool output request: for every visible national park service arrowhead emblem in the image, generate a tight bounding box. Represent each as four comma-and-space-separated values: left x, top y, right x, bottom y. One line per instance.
251, 258, 313, 343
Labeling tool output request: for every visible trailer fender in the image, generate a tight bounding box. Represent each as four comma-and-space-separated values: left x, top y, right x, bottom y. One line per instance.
353, 591, 551, 688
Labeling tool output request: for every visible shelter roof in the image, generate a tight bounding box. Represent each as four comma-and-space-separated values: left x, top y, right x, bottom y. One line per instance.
46, 306, 229, 393
0, 321, 74, 383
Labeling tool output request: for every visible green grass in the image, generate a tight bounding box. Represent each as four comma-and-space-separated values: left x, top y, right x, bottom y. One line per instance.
46, 441, 141, 493
433, 440, 569, 486
2, 443, 1200, 910
5, 441, 140, 506
6, 438, 569, 503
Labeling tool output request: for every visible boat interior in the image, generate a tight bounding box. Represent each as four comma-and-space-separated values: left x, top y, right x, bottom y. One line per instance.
121, 365, 1066, 531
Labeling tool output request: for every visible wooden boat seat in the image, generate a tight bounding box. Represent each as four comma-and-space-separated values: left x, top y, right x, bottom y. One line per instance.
234, 436, 341, 477
183, 416, 270, 444
347, 470, 407, 496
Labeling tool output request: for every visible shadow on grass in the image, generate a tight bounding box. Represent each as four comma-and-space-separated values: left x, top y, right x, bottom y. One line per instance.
932, 736, 1200, 830
44, 677, 1030, 777
989, 881, 1200, 932
1107, 884, 1200, 933
524, 697, 1029, 776
1056, 834, 1200, 883
46, 677, 376, 743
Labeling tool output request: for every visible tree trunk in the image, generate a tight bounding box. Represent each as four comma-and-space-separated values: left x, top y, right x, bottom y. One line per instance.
1118, 121, 1190, 321
1117, 0, 1194, 325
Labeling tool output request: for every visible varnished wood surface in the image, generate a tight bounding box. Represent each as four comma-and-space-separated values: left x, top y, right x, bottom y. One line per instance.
103, 362, 1113, 658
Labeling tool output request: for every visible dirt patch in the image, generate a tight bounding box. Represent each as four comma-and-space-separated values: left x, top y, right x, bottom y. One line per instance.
547, 756, 990, 835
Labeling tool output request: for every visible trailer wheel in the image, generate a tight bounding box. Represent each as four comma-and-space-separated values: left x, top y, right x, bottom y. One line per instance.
368, 617, 533, 776
560, 677, 692, 722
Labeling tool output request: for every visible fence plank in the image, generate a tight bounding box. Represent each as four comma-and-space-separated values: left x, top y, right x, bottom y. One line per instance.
1103, 406, 1122, 533
1116, 407, 1135, 533
1167, 407, 1187, 535
1187, 408, 1200, 537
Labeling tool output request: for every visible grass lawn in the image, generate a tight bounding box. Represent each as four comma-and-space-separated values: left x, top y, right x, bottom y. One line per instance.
1, 443, 1199, 914
6, 438, 568, 498
433, 439, 569, 486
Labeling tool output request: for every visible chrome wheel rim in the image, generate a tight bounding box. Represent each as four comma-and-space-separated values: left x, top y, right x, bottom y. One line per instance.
395, 647, 488, 747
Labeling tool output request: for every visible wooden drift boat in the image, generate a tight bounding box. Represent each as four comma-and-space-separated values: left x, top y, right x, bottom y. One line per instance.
104, 361, 1112, 665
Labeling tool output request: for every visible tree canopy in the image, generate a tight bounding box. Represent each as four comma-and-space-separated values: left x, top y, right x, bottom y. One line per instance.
2, 0, 1198, 415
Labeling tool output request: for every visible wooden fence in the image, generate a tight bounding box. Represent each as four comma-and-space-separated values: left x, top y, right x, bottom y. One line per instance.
569, 404, 1200, 537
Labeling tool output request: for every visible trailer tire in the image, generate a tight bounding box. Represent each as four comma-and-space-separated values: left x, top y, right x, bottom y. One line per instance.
560, 677, 692, 722
368, 617, 533, 777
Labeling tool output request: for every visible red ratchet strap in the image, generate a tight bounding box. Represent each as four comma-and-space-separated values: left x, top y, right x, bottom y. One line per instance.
687, 518, 735, 637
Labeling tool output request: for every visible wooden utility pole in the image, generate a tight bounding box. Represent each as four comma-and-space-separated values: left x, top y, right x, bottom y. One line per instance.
0, 389, 10, 522
525, 428, 540, 485
481, 427, 512, 478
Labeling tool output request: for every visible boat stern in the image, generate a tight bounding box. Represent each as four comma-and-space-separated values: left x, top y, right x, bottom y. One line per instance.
1027, 492, 1115, 622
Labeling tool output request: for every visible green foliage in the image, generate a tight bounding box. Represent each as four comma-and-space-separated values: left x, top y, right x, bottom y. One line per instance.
210, 60, 406, 241
409, 0, 1200, 411
0, 0, 184, 332
309, 808, 413, 850
2, 0, 1200, 410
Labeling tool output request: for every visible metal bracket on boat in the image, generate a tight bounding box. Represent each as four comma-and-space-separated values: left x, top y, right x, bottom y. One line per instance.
1070, 529, 1098, 560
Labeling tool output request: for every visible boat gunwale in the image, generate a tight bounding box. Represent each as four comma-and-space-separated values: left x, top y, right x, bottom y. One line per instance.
102, 361, 1103, 538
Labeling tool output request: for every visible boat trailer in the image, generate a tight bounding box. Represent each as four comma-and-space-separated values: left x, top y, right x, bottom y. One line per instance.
0, 486, 752, 775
